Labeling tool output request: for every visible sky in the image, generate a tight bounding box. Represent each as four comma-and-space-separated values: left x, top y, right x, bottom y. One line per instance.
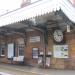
0, 0, 22, 15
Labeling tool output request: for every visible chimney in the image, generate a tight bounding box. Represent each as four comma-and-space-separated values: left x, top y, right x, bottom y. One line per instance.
21, 0, 30, 8
70, 0, 75, 6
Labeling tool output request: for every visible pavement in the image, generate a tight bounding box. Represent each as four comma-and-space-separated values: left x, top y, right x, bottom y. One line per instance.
0, 63, 75, 75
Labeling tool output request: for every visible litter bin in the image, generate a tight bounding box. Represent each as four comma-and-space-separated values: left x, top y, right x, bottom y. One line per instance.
45, 54, 52, 68
38, 54, 44, 67
10, 57, 13, 64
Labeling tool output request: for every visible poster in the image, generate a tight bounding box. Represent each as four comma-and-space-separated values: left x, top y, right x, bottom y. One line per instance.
53, 45, 68, 58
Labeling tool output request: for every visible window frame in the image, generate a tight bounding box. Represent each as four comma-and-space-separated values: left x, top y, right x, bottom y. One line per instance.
17, 44, 25, 56
0, 44, 5, 57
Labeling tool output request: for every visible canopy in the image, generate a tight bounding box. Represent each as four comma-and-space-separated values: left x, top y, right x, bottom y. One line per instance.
0, 0, 75, 27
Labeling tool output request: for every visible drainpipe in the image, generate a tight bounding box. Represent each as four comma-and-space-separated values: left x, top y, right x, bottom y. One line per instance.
26, 21, 47, 68
43, 30, 48, 69
43, 32, 46, 69
22, 31, 27, 64
29, 27, 46, 68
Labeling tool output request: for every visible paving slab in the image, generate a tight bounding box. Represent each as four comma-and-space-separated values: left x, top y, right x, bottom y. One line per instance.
0, 64, 75, 75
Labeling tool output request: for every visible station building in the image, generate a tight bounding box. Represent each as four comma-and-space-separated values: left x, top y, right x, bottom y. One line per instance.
0, 0, 75, 69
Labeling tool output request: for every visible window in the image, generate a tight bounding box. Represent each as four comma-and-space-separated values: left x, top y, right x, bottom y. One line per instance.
17, 44, 24, 56
0, 44, 5, 56
32, 48, 39, 59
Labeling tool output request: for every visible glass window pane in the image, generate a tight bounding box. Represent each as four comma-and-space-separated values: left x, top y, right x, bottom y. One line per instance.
32, 48, 38, 59
18, 44, 24, 56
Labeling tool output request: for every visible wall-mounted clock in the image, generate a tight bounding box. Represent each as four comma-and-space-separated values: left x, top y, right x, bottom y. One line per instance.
53, 30, 63, 43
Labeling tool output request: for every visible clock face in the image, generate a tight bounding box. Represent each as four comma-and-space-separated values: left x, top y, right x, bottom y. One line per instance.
53, 30, 63, 42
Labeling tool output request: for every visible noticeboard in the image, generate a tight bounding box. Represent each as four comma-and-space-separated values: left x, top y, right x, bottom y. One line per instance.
30, 36, 40, 43
53, 45, 68, 58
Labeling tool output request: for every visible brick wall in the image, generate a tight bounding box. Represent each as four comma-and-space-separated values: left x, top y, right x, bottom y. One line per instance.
0, 30, 75, 69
